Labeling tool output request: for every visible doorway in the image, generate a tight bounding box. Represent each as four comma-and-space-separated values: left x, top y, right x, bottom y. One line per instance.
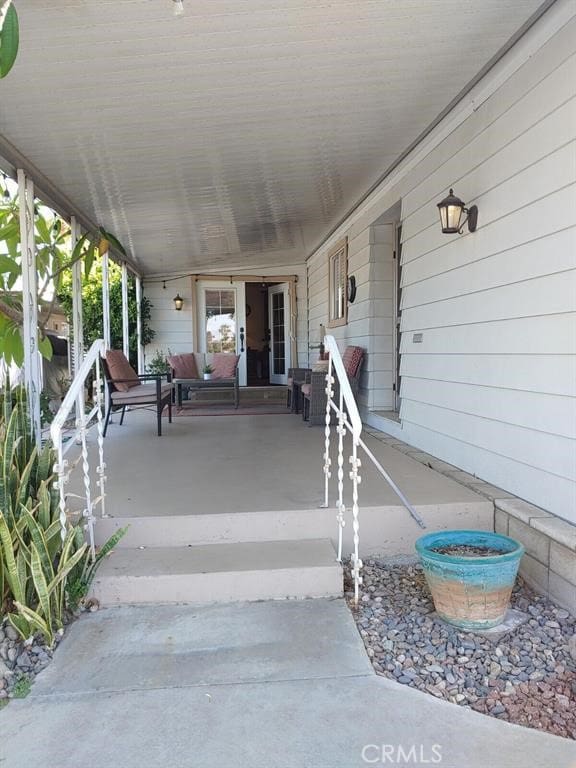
197, 280, 247, 385
245, 282, 270, 385
196, 277, 292, 388
244, 281, 291, 386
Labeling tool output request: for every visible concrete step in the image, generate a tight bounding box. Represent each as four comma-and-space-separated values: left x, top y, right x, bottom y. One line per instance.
91, 538, 342, 606
95, 509, 335, 548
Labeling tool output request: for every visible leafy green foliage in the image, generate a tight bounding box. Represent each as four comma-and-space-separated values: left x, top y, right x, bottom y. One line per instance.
67, 526, 128, 611
146, 348, 171, 375
0, 179, 128, 366
58, 260, 155, 369
0, 389, 87, 646
0, 2, 19, 79
10, 674, 31, 699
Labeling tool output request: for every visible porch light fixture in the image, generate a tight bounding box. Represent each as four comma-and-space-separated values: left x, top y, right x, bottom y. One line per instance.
437, 188, 478, 234
172, 0, 184, 16
173, 293, 184, 311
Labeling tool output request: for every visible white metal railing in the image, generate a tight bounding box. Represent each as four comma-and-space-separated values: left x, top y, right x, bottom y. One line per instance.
321, 335, 425, 604
50, 339, 107, 560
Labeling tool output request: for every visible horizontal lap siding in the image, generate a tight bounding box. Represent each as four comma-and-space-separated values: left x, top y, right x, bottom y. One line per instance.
307, 225, 395, 409
144, 277, 194, 362
399, 18, 576, 521
306, 9, 576, 521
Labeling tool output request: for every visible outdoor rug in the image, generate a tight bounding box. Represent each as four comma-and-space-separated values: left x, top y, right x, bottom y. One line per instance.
172, 403, 292, 417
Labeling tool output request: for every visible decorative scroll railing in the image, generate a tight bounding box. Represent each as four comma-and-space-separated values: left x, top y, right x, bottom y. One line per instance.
321, 335, 425, 604
50, 339, 107, 561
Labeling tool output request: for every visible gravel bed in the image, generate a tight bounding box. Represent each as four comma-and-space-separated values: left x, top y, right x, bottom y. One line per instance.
346, 559, 576, 740
0, 621, 63, 702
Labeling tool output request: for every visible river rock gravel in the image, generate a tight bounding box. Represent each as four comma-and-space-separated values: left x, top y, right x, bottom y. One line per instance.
345, 559, 576, 740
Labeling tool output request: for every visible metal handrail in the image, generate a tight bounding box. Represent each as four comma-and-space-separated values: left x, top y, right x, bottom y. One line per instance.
321, 334, 425, 603
50, 339, 107, 559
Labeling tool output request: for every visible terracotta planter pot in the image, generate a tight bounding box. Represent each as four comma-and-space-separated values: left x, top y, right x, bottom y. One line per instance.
415, 530, 524, 630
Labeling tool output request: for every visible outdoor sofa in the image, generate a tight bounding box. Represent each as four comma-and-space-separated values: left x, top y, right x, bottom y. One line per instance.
168, 352, 240, 408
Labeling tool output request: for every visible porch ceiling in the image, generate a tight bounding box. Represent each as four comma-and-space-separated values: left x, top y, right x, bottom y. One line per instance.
0, 0, 545, 275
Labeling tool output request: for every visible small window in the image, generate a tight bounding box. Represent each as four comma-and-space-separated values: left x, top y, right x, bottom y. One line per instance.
328, 238, 348, 328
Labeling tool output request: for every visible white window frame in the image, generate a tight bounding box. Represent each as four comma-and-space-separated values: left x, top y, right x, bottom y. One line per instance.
327, 238, 348, 328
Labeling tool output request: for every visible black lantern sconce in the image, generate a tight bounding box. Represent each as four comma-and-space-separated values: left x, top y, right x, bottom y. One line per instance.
437, 188, 478, 234
173, 293, 184, 311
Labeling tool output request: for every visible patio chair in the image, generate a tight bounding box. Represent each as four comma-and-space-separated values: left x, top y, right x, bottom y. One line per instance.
301, 346, 365, 426
287, 367, 313, 411
102, 350, 173, 437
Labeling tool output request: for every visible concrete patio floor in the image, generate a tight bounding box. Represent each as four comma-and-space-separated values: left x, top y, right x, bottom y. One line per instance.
1, 599, 573, 768
95, 409, 486, 517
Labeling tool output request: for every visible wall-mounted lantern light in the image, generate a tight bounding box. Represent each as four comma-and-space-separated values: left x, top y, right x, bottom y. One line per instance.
173, 293, 184, 311
437, 188, 478, 234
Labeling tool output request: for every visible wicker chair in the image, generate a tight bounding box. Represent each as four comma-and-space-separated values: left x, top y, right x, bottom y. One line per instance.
301, 346, 365, 425
287, 367, 312, 411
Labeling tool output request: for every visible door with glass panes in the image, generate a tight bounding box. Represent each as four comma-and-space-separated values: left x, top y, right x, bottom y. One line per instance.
198, 281, 247, 386
268, 283, 290, 385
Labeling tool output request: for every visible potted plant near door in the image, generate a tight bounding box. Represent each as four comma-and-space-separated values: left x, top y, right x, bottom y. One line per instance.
203, 364, 213, 381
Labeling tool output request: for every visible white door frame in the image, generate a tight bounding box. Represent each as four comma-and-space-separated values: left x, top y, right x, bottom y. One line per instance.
268, 282, 291, 385
197, 280, 247, 386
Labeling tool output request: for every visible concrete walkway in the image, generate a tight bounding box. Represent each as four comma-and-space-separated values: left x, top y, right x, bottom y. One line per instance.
1, 600, 574, 768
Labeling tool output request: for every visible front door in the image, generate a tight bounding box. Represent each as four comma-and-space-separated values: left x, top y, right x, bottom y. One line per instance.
268, 283, 290, 385
198, 281, 247, 386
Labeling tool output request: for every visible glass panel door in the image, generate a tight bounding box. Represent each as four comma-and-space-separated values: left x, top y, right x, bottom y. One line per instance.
198, 281, 246, 386
268, 283, 290, 385
205, 289, 237, 353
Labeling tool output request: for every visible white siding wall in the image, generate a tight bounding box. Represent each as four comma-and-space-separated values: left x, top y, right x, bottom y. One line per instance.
145, 264, 308, 370
306, 4, 576, 522
144, 276, 194, 367
307, 224, 396, 410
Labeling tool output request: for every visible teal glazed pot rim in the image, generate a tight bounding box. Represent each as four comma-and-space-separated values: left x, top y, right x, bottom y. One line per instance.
415, 530, 525, 566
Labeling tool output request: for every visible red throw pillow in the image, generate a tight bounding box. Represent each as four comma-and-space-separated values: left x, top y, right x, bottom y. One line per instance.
168, 353, 199, 379
212, 353, 239, 380
106, 350, 140, 392
342, 346, 364, 378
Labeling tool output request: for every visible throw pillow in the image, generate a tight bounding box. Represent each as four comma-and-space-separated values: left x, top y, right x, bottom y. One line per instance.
106, 350, 140, 392
212, 353, 239, 379
168, 353, 199, 379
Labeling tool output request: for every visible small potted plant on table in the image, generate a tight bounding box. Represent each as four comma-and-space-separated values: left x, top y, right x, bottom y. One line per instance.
203, 364, 213, 381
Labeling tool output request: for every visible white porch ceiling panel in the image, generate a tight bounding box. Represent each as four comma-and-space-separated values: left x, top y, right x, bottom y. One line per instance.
0, 0, 544, 275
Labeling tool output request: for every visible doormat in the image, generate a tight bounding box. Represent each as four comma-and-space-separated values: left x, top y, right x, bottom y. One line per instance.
171, 403, 292, 417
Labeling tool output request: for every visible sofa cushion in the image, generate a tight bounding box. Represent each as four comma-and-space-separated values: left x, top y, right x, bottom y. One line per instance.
342, 346, 364, 378
111, 382, 173, 404
301, 383, 311, 397
106, 350, 139, 392
168, 353, 199, 379
212, 353, 239, 380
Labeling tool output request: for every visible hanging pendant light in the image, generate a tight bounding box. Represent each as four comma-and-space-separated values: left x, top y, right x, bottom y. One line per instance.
173, 293, 184, 311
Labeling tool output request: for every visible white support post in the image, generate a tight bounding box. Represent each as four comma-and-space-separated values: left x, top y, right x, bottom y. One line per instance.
121, 262, 129, 359
70, 216, 84, 375
135, 275, 144, 374
17, 169, 42, 445
101, 249, 111, 350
